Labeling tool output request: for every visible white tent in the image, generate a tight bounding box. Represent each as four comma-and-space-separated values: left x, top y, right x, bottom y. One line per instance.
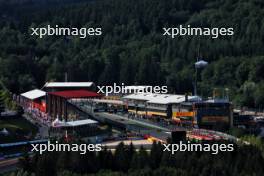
20, 89, 46, 100
195, 60, 208, 68
0, 128, 9, 135
51, 117, 65, 127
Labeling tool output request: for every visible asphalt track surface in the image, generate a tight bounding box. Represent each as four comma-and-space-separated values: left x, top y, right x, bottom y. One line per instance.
0, 157, 19, 174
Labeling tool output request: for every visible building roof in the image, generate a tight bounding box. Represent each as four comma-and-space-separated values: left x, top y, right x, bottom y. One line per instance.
123, 86, 148, 91
124, 86, 147, 89
48, 90, 101, 99
21, 89, 46, 100
123, 93, 159, 101
148, 95, 201, 104
52, 118, 98, 127
206, 98, 229, 103
92, 99, 124, 105
66, 119, 98, 127
123, 93, 201, 105
43, 82, 94, 88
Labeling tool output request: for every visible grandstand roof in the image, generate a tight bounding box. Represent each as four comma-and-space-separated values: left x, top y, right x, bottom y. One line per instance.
43, 82, 94, 88
92, 99, 124, 105
48, 90, 101, 99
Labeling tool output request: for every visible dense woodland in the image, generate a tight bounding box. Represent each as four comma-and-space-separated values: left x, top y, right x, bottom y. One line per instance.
5, 139, 264, 176
0, 0, 264, 109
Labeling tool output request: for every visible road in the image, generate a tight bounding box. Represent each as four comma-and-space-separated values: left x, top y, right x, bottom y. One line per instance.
75, 103, 174, 132
100, 112, 171, 131
0, 111, 17, 118
23, 114, 49, 139
73, 103, 244, 142
0, 158, 19, 174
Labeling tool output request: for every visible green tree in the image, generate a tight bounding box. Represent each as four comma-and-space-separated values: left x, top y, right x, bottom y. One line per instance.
114, 142, 129, 172
0, 91, 5, 116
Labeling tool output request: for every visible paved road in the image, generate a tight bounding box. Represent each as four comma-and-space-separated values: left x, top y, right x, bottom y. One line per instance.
75, 103, 174, 132
0, 111, 17, 117
23, 114, 49, 139
69, 102, 247, 144
0, 158, 19, 174
100, 112, 171, 131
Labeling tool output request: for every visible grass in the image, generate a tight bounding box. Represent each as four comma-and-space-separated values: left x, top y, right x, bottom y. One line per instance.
0, 117, 38, 143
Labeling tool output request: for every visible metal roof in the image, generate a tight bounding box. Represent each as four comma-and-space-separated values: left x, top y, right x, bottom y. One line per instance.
66, 119, 98, 126
21, 89, 46, 100
124, 86, 148, 90
123, 93, 160, 101
92, 99, 124, 105
44, 82, 94, 88
123, 93, 201, 105
148, 95, 201, 104
52, 118, 98, 127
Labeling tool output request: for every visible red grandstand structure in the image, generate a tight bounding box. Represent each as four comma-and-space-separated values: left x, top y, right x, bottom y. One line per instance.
47, 90, 102, 121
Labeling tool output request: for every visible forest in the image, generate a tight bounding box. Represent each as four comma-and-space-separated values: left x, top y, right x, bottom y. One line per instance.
0, 0, 264, 108
5, 139, 264, 176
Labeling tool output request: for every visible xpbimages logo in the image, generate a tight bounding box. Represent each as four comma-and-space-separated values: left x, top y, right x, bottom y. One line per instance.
30, 25, 102, 38
163, 25, 234, 39
31, 141, 102, 154
97, 83, 168, 96
163, 141, 234, 155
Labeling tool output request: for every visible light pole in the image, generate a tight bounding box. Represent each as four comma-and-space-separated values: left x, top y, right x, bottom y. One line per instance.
225, 88, 230, 101
194, 59, 208, 96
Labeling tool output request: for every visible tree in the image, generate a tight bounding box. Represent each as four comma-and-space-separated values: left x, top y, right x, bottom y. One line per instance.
36, 153, 57, 176
254, 83, 264, 108
0, 91, 5, 116
113, 142, 129, 172
149, 142, 163, 169
19, 152, 32, 172
130, 146, 149, 170
99, 47, 121, 84
98, 147, 114, 170
240, 81, 256, 107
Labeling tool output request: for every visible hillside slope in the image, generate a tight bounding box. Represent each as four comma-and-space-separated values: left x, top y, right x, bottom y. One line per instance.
0, 0, 263, 108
